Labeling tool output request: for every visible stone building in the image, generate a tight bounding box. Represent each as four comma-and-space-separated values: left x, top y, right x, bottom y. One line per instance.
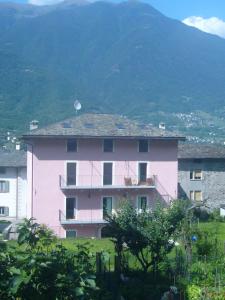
178, 143, 225, 209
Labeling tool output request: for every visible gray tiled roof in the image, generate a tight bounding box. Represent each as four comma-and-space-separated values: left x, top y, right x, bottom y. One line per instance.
178, 143, 225, 159
0, 150, 26, 167
23, 113, 185, 140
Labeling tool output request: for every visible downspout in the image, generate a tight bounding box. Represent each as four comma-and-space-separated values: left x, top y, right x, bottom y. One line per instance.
25, 141, 34, 218
16, 167, 18, 220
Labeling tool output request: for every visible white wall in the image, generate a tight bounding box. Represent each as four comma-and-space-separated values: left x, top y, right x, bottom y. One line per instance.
0, 167, 27, 220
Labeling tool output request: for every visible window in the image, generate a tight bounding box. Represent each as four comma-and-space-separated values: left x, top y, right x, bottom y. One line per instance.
66, 163, 76, 186
66, 230, 77, 238
103, 197, 112, 219
0, 167, 6, 174
103, 163, 113, 185
66, 197, 76, 219
67, 139, 77, 152
190, 191, 202, 202
103, 139, 114, 152
138, 140, 148, 152
0, 207, 9, 216
137, 196, 147, 212
138, 163, 147, 183
190, 170, 202, 180
0, 181, 9, 193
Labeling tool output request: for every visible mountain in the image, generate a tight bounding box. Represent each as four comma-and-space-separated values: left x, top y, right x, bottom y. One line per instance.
1, 1, 225, 142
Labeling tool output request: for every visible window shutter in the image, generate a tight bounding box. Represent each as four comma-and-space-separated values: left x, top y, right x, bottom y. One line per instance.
5, 207, 9, 216
5, 181, 10, 192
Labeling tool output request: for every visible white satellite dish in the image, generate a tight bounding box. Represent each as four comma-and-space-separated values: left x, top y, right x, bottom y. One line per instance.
74, 100, 82, 113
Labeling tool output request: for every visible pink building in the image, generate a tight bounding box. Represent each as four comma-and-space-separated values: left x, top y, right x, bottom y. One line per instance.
23, 114, 185, 238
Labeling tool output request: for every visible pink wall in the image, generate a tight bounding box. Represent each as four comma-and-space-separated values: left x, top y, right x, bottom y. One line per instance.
27, 138, 178, 237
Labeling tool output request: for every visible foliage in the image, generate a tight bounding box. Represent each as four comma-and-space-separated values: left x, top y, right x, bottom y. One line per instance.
105, 199, 187, 273
0, 218, 98, 300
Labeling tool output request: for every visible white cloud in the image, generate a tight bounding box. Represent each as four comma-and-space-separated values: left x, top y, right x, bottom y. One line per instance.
182, 16, 225, 39
28, 0, 64, 5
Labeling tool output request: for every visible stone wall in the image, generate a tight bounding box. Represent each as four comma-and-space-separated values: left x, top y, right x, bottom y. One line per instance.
178, 158, 225, 209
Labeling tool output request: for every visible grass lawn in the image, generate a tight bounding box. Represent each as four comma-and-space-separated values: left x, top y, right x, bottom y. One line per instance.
62, 237, 115, 254
198, 221, 225, 243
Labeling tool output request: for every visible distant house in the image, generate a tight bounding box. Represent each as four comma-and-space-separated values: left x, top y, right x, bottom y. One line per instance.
0, 149, 27, 221
178, 143, 225, 209
23, 113, 184, 238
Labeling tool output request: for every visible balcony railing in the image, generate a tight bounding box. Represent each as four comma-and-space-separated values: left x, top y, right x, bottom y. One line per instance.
59, 175, 156, 190
59, 210, 107, 225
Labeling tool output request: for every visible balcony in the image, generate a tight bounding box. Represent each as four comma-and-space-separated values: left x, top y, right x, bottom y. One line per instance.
59, 175, 156, 190
59, 210, 107, 225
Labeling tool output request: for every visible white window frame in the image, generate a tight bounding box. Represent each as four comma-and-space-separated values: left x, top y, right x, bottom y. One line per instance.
66, 138, 78, 153
65, 161, 78, 186
138, 140, 149, 153
102, 161, 114, 186
190, 190, 203, 202
0, 180, 10, 193
136, 195, 148, 213
190, 170, 202, 181
101, 196, 114, 219
102, 139, 114, 153
64, 196, 77, 220
65, 229, 77, 238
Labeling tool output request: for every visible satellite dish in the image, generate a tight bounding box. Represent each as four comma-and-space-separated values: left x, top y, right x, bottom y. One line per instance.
74, 100, 82, 113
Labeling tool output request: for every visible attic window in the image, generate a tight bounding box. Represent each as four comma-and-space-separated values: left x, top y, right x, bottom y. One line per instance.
84, 123, 94, 129
0, 167, 6, 174
67, 139, 77, 152
138, 140, 148, 153
62, 122, 72, 129
115, 123, 125, 129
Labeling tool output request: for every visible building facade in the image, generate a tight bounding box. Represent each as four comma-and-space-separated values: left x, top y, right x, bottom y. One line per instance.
24, 114, 184, 238
0, 150, 27, 221
178, 143, 225, 209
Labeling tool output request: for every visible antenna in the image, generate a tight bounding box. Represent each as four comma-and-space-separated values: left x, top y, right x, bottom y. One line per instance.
74, 100, 82, 114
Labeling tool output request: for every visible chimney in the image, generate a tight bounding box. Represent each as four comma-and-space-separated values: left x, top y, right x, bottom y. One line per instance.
16, 143, 21, 151
159, 122, 166, 130
30, 120, 39, 131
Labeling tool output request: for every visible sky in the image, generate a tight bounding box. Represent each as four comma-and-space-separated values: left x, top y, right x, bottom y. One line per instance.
1, 0, 225, 38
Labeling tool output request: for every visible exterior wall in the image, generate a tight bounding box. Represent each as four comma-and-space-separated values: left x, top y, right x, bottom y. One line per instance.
0, 166, 27, 220
178, 158, 225, 209
28, 138, 178, 237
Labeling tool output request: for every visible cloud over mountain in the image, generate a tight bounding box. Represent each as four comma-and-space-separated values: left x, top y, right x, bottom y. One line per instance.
183, 16, 225, 39
28, 0, 63, 5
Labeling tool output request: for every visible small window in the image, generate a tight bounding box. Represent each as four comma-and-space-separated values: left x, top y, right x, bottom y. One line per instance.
0, 207, 9, 216
103, 139, 114, 152
0, 181, 9, 193
66, 163, 76, 186
0, 167, 6, 174
190, 191, 202, 202
103, 196, 113, 219
66, 230, 77, 238
103, 163, 113, 185
67, 139, 77, 152
138, 196, 147, 211
190, 170, 202, 180
138, 140, 148, 152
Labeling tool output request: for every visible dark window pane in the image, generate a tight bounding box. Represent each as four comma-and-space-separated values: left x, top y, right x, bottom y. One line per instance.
138, 196, 147, 210
67, 139, 77, 152
103, 139, 113, 152
66, 230, 77, 238
67, 163, 76, 185
139, 163, 147, 182
139, 140, 148, 152
103, 163, 113, 185
103, 197, 112, 219
66, 197, 76, 219
0, 167, 6, 174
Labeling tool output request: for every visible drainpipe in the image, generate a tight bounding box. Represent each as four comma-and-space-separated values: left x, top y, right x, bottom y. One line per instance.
16, 167, 19, 220
25, 141, 34, 218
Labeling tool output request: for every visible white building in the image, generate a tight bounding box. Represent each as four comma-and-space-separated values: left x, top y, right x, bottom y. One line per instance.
0, 149, 27, 221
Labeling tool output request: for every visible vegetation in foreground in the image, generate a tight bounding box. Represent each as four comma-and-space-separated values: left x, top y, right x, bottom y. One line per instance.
1, 201, 225, 299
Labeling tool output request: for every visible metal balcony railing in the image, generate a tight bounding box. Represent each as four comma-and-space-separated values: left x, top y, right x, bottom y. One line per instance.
59, 210, 107, 225
59, 175, 156, 190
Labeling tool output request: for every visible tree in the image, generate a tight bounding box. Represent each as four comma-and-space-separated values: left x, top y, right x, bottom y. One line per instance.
106, 200, 187, 273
